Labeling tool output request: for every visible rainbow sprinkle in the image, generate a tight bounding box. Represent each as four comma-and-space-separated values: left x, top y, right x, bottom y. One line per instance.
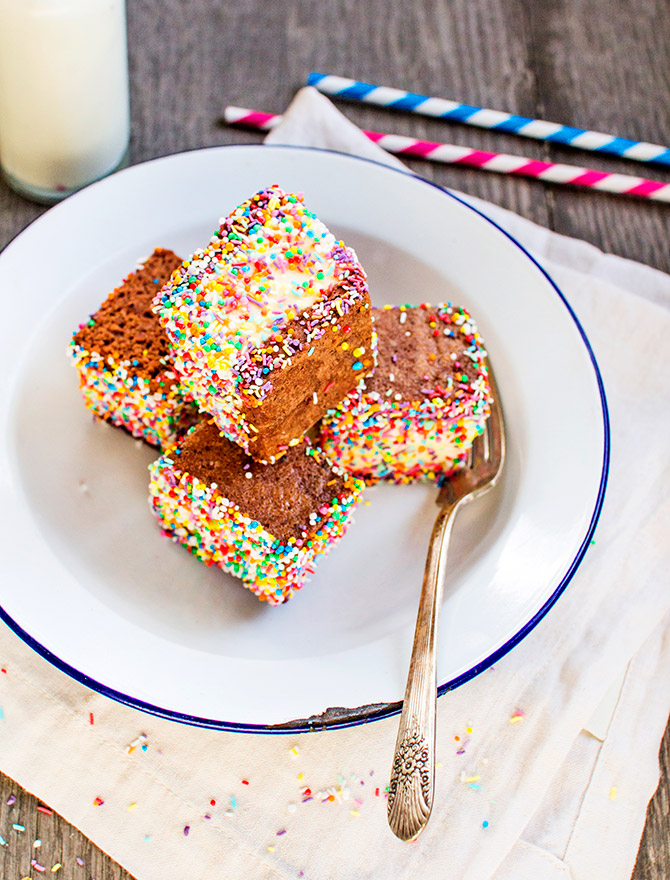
69, 341, 196, 448
320, 303, 491, 482
153, 186, 373, 462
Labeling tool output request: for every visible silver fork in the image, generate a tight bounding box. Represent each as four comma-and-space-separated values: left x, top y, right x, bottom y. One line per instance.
387, 363, 506, 842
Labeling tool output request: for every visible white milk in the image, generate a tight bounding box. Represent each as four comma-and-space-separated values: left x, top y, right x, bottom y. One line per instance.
0, 0, 130, 202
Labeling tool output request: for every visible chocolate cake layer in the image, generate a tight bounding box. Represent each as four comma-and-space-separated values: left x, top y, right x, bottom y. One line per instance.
367, 305, 480, 399
70, 248, 198, 449
175, 420, 347, 544
240, 293, 373, 462
73, 249, 182, 390
149, 421, 365, 604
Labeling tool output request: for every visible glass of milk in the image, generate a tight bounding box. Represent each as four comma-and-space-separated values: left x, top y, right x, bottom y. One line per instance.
0, 0, 130, 204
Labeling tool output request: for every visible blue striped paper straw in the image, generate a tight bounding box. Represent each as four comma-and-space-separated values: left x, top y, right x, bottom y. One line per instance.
308, 73, 670, 167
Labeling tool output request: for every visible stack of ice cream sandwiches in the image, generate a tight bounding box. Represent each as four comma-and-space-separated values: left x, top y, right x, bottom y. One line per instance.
70, 185, 492, 605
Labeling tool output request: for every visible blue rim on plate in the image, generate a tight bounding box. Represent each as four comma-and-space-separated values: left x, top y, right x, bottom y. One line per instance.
0, 144, 610, 734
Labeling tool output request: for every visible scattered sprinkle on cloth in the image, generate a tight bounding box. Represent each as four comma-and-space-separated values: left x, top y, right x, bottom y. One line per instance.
1, 87, 669, 880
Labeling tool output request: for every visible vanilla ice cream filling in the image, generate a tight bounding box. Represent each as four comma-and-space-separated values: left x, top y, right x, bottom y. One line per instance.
342, 416, 481, 474
200, 227, 341, 368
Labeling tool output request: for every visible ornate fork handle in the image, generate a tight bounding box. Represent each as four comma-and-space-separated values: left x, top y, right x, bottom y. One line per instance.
387, 497, 462, 841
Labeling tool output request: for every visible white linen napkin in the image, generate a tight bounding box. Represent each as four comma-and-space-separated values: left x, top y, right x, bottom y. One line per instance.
1, 87, 669, 880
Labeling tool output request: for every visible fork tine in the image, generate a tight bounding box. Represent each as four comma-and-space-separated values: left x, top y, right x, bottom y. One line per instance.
470, 429, 487, 471
485, 361, 505, 476
437, 358, 505, 504
482, 416, 491, 460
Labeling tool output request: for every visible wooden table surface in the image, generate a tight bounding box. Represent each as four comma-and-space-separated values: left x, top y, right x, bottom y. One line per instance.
1, 1, 668, 877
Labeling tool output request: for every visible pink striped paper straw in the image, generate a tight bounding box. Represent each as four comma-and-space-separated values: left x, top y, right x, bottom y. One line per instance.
223, 106, 670, 203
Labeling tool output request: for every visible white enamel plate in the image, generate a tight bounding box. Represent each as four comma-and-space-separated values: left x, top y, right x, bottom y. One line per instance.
0, 146, 608, 731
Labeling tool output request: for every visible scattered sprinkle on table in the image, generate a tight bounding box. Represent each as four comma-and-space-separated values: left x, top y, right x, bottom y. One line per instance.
457, 738, 470, 755
610, 786, 618, 800
93, 797, 104, 806
127, 733, 148, 754
510, 709, 525, 724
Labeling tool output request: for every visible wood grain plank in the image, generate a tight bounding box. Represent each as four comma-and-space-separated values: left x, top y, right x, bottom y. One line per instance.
282, 0, 551, 224
0, 187, 43, 253
0, 773, 136, 879
521, 0, 670, 273
633, 713, 670, 880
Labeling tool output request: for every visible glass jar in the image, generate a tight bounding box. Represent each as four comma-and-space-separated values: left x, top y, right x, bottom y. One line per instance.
0, 0, 130, 204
